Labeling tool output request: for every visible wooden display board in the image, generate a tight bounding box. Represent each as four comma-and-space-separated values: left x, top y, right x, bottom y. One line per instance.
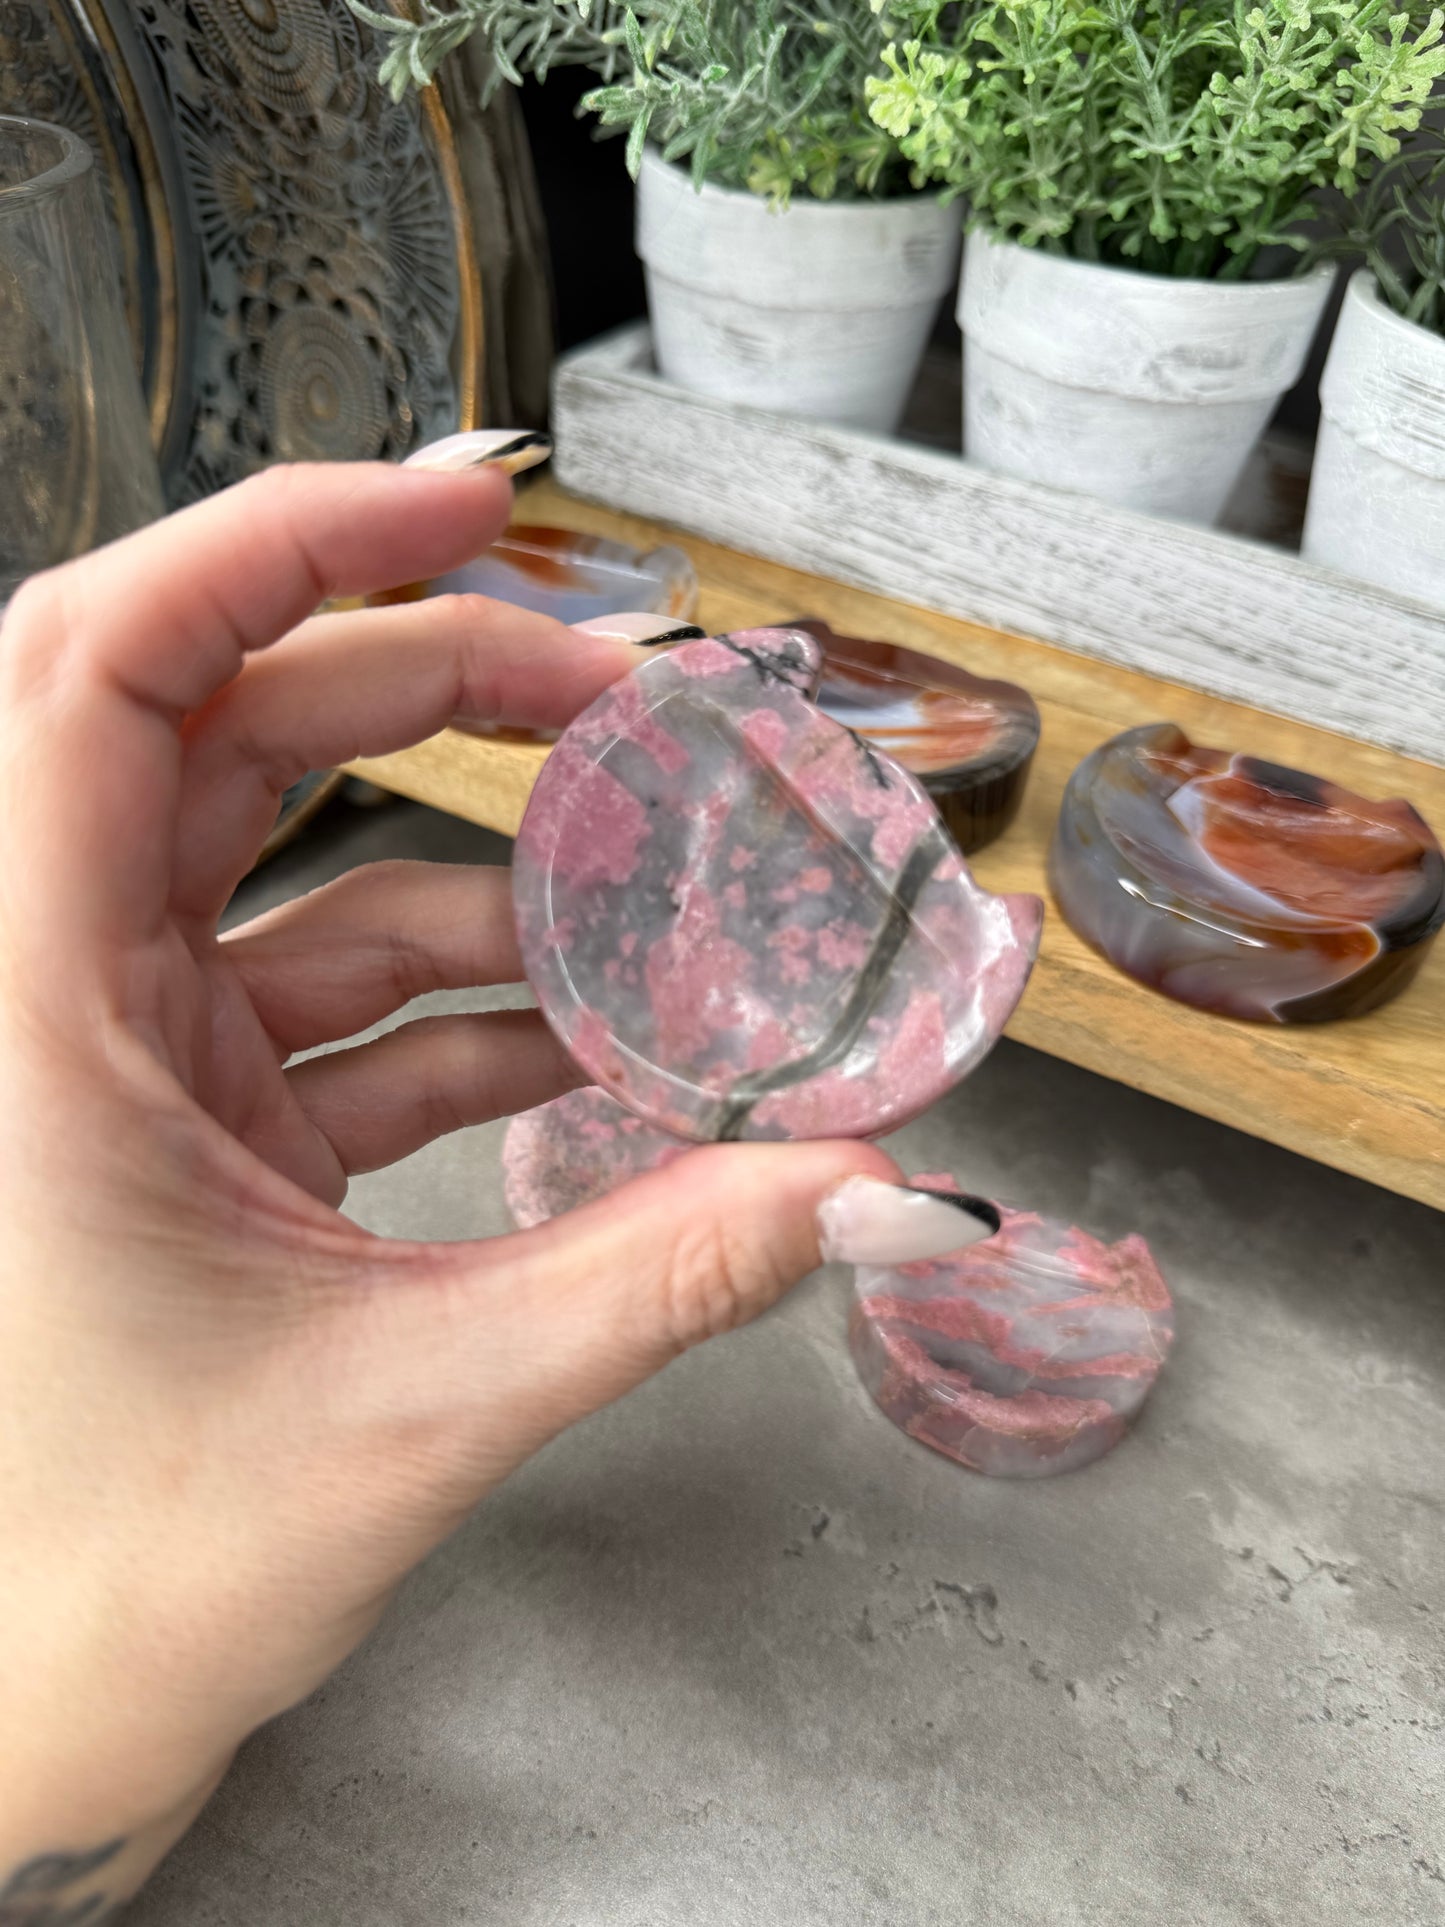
346, 479, 1445, 1214
553, 326, 1445, 766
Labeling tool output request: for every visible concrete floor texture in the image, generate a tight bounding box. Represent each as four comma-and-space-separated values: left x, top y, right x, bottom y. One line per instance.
133, 799, 1445, 1927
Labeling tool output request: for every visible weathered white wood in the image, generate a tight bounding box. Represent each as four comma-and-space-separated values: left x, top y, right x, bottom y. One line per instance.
553, 324, 1445, 765
636, 150, 960, 434
1304, 270, 1445, 611
959, 230, 1335, 524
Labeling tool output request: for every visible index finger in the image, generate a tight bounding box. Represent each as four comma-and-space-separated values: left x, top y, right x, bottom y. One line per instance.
7, 459, 517, 717
0, 460, 515, 960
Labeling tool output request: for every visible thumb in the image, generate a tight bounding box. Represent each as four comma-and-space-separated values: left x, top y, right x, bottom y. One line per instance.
408, 1136, 1003, 1480
506, 1138, 901, 1405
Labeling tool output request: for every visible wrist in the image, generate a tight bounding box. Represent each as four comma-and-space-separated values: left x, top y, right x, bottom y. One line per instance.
0, 1771, 223, 1921
0, 1635, 235, 1915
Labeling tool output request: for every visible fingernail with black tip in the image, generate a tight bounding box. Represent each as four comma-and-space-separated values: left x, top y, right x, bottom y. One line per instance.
906, 1187, 1002, 1237
571, 615, 707, 647
404, 429, 553, 477
816, 1176, 1000, 1266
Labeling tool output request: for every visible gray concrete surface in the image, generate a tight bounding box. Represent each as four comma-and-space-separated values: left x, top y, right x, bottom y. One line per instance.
134, 797, 1445, 1927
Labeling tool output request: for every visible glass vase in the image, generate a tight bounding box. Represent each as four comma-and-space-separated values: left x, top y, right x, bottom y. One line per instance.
0, 115, 162, 607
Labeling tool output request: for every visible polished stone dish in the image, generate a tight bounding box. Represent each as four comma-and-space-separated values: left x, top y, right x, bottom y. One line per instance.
503, 1086, 687, 1229
790, 618, 1039, 853
445, 524, 695, 623
369, 523, 697, 753
850, 1181, 1175, 1478
513, 628, 1043, 1143
386, 523, 698, 626
1050, 723, 1445, 1023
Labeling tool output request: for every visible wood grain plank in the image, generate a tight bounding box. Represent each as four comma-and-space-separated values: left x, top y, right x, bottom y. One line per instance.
346, 478, 1445, 1213
552, 325, 1445, 765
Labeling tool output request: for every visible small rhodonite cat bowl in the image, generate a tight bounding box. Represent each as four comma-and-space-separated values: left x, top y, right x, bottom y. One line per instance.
1050, 723, 1445, 1023
512, 627, 1043, 1142
790, 618, 1040, 853
849, 1183, 1175, 1478
503, 1087, 688, 1230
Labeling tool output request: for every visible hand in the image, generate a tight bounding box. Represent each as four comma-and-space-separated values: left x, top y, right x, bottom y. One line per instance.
0, 456, 899, 1915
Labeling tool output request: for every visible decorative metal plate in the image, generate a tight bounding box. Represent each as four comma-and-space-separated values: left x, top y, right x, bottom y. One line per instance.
2, 0, 485, 860
1, 0, 481, 500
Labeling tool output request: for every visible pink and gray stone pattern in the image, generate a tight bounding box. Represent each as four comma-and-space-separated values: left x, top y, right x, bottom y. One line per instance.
503, 1086, 688, 1230
791, 618, 1040, 854
512, 627, 1043, 1143
1050, 722, 1445, 1023
850, 1177, 1175, 1478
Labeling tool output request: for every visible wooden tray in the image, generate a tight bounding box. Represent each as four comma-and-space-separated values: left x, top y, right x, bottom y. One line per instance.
346, 478, 1445, 1214
551, 325, 1445, 766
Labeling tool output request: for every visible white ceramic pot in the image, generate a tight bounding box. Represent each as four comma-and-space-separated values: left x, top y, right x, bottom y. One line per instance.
1302, 271, 1445, 609
958, 228, 1336, 524
635, 147, 960, 433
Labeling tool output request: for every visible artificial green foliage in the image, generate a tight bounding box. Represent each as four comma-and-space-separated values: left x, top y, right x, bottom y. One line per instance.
348, 0, 909, 202
868, 0, 1445, 277
1327, 110, 1445, 328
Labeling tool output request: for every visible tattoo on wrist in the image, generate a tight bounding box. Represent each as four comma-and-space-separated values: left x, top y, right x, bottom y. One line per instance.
0, 1840, 127, 1925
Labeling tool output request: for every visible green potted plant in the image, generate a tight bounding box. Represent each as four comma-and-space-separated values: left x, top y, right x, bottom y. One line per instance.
868, 0, 1445, 524
1303, 114, 1445, 606
356, 0, 961, 431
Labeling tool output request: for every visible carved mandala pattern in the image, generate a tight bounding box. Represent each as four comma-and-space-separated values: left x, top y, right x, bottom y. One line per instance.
260, 306, 388, 460
133, 0, 462, 501
0, 2, 93, 148
0, 0, 466, 506
187, 0, 341, 111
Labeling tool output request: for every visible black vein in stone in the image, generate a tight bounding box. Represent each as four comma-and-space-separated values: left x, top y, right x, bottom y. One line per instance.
709, 834, 941, 1141
850, 726, 894, 790
714, 633, 815, 692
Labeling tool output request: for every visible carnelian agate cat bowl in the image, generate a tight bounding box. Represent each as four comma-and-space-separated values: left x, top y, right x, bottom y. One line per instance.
370, 523, 697, 625
792, 618, 1039, 854
1050, 723, 1444, 1023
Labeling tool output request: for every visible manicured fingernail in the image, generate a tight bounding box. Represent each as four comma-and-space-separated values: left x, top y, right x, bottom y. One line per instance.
571, 614, 707, 647
403, 430, 552, 477
816, 1176, 1000, 1266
